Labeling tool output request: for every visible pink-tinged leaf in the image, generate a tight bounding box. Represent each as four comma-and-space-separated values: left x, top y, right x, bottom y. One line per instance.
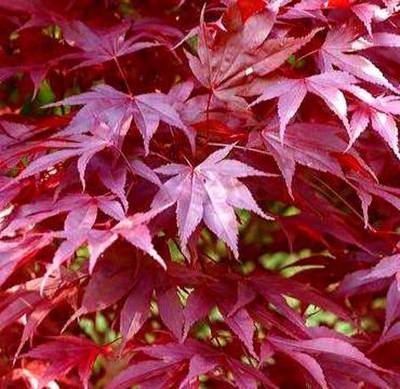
203, 159, 268, 179
370, 111, 400, 159
15, 299, 54, 358
51, 84, 194, 155
286, 351, 328, 389
351, 3, 380, 36
41, 239, 83, 294
107, 360, 180, 389
252, 29, 322, 77
257, 123, 346, 195
183, 288, 213, 339
322, 358, 391, 389
229, 282, 257, 317
194, 9, 275, 91
82, 257, 135, 313
157, 287, 184, 340
225, 177, 272, 220
87, 230, 118, 273
362, 254, 400, 281
371, 32, 400, 48
0, 290, 42, 332
187, 8, 319, 105
224, 307, 256, 358
77, 148, 104, 190
373, 321, 400, 350
199, 143, 236, 166
120, 275, 154, 344
337, 268, 390, 298
320, 25, 398, 92
168, 79, 194, 104
131, 159, 162, 186
179, 354, 218, 389
356, 188, 372, 228
61, 21, 158, 69
348, 107, 370, 147
97, 198, 126, 221
23, 336, 105, 389
277, 83, 308, 142
64, 204, 97, 237
41, 204, 98, 292
250, 72, 355, 141
114, 218, 166, 269
306, 73, 351, 130
203, 177, 239, 257
93, 158, 129, 211
0, 235, 52, 287
18, 147, 89, 180
176, 173, 207, 253
14, 134, 110, 186
350, 176, 400, 225
250, 78, 306, 141
0, 193, 93, 237
271, 336, 382, 370
384, 278, 400, 333
226, 357, 277, 389
134, 93, 195, 154
16, 289, 71, 358
152, 144, 271, 258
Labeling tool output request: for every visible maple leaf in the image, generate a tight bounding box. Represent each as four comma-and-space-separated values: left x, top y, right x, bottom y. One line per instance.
113, 210, 167, 270
370, 32, 400, 48
151, 144, 273, 258
250, 123, 361, 195
61, 20, 158, 70
2, 0, 400, 387
182, 282, 258, 357
351, 3, 392, 35
120, 273, 154, 345
107, 359, 183, 389
319, 24, 398, 92
157, 286, 185, 340
44, 208, 166, 292
251, 122, 400, 225
0, 289, 43, 333
347, 85, 400, 158
40, 203, 98, 290
15, 287, 74, 358
0, 193, 123, 235
249, 71, 357, 141
15, 134, 114, 190
50, 84, 195, 154
186, 8, 321, 107
0, 234, 52, 288
282, 0, 394, 36
269, 336, 390, 388
361, 253, 400, 281
22, 336, 107, 389
108, 340, 275, 389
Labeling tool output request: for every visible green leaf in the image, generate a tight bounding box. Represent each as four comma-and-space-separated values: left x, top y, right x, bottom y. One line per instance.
38, 80, 56, 106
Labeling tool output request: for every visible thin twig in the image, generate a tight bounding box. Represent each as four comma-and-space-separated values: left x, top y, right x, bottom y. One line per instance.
113, 57, 133, 96
208, 142, 272, 156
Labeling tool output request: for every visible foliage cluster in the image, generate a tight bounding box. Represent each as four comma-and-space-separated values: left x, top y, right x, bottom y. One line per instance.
1, 0, 400, 388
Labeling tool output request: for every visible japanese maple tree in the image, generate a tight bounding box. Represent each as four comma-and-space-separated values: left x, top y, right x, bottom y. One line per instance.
1, 0, 400, 387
